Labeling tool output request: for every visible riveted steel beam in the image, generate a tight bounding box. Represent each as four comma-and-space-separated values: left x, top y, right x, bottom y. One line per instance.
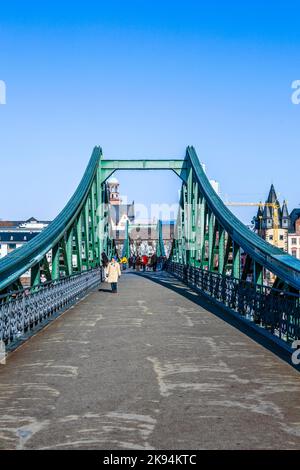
99, 159, 188, 183
156, 220, 166, 257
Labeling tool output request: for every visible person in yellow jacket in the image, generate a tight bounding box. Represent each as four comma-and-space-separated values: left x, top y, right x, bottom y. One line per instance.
107, 257, 121, 293
120, 256, 128, 270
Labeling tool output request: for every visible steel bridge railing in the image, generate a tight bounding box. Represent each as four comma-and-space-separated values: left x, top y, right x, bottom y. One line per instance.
167, 261, 300, 344
0, 267, 102, 347
169, 147, 300, 291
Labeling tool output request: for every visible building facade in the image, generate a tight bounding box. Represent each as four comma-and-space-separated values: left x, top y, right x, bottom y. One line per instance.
0, 217, 50, 259
107, 177, 135, 254
288, 209, 300, 259
107, 177, 175, 256
254, 184, 290, 252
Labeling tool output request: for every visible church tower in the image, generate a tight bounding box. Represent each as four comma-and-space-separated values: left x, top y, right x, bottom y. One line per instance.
256, 184, 290, 252
107, 177, 121, 205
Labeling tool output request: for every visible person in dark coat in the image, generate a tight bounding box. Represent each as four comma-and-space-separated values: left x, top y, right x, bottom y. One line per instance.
101, 251, 109, 283
101, 252, 109, 268
136, 255, 141, 272
151, 253, 158, 271
132, 254, 137, 270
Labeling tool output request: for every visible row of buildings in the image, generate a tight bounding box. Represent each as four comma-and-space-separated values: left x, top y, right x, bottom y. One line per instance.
0, 217, 50, 259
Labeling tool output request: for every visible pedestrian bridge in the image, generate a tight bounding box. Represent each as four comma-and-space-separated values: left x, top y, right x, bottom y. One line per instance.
0, 146, 300, 449
0, 271, 300, 450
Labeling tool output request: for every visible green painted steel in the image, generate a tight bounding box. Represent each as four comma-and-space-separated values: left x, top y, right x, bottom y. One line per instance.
66, 227, 73, 276
121, 220, 130, 259
31, 263, 40, 287
0, 147, 114, 293
171, 147, 300, 290
156, 220, 166, 258
1, 145, 300, 294
75, 216, 83, 272
218, 226, 225, 274
99, 159, 188, 183
189, 145, 300, 288
51, 244, 60, 280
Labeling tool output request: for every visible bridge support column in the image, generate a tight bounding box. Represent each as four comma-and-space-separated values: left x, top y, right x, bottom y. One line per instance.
253, 261, 263, 285
218, 225, 225, 274
89, 189, 96, 267
198, 195, 206, 269
52, 244, 60, 280
83, 199, 90, 270
232, 242, 241, 279
75, 216, 83, 272
208, 210, 216, 271
31, 263, 40, 287
223, 234, 232, 275
66, 227, 74, 276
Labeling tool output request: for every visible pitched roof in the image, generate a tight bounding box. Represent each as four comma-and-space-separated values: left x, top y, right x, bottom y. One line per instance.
290, 208, 300, 231
263, 184, 282, 220
0, 218, 51, 229
256, 204, 263, 218
263, 204, 272, 219
281, 200, 289, 218
266, 184, 278, 204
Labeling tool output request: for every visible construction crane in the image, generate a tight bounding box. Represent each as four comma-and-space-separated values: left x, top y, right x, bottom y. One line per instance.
225, 202, 280, 247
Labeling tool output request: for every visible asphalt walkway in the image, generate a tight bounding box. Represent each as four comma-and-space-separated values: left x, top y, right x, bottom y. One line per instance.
0, 271, 299, 449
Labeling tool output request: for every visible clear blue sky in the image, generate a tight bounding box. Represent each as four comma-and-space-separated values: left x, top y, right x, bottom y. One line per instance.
0, 1, 299, 223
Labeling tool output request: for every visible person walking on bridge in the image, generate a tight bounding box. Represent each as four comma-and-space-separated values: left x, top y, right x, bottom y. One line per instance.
107, 257, 121, 293
141, 254, 149, 272
135, 255, 141, 271
101, 252, 109, 268
151, 253, 158, 271
101, 251, 109, 281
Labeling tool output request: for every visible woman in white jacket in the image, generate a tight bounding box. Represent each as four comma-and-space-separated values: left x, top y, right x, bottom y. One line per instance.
106, 257, 121, 293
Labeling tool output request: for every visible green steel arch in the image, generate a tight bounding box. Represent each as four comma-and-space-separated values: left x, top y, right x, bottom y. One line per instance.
170, 146, 300, 291
0, 147, 115, 293
1, 145, 300, 295
156, 220, 166, 258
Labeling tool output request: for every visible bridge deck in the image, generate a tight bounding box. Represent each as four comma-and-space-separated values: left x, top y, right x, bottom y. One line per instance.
0, 271, 300, 450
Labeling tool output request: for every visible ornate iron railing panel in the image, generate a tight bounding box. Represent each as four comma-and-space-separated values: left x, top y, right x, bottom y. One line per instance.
0, 267, 102, 347
167, 261, 300, 344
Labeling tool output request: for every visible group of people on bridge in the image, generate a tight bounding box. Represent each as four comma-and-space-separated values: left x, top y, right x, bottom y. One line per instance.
100, 251, 166, 293
128, 253, 166, 272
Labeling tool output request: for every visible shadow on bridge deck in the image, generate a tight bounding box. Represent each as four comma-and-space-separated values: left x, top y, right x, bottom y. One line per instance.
134, 271, 298, 369
0, 270, 300, 450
